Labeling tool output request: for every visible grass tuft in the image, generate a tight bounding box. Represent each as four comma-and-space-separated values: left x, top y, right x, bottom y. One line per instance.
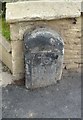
2, 17, 10, 41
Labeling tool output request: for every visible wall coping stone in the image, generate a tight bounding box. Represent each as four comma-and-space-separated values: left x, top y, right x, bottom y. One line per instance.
6, 1, 81, 23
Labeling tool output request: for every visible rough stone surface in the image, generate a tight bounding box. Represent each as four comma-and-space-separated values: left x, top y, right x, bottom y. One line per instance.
6, 1, 81, 23
11, 40, 24, 79
11, 40, 24, 60
24, 28, 64, 89
10, 16, 81, 80
12, 58, 24, 74
10, 23, 19, 41
10, 22, 32, 40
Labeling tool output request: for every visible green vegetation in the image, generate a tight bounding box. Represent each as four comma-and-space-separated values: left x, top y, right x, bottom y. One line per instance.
0, 2, 10, 41
0, 17, 10, 41
0, 18, 2, 32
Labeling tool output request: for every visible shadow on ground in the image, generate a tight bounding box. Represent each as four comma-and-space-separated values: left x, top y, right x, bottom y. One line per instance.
2, 68, 81, 118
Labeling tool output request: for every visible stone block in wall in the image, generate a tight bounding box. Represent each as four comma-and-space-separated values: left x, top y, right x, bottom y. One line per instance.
64, 54, 81, 59
11, 40, 25, 79
10, 23, 19, 41
65, 63, 79, 69
64, 44, 81, 50
10, 23, 32, 41
11, 40, 24, 60
64, 49, 81, 55
12, 58, 24, 74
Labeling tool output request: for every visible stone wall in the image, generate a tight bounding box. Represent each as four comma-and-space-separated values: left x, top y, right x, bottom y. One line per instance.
6, 1, 81, 80
10, 17, 81, 79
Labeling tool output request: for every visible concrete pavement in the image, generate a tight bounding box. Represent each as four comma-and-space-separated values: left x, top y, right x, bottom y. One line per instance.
2, 66, 81, 118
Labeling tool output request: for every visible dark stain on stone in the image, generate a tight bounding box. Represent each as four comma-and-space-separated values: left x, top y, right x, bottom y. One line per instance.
72, 18, 77, 24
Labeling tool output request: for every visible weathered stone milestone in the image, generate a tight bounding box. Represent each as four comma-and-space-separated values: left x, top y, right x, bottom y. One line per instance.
24, 28, 64, 89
